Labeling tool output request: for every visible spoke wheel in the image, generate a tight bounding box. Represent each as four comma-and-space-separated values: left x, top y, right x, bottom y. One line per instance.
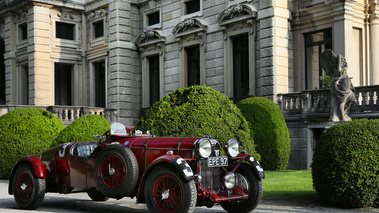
100, 154, 126, 188
16, 171, 34, 202
87, 190, 109, 202
94, 145, 138, 198
152, 175, 183, 212
12, 163, 45, 210
220, 163, 263, 213
145, 165, 196, 213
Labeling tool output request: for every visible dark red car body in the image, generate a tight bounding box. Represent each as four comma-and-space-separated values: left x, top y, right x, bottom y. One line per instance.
9, 124, 264, 213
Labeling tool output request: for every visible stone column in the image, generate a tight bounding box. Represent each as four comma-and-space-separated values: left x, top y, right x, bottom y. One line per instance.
29, 3, 53, 105
331, 2, 355, 69
108, 0, 141, 126
3, 13, 16, 105
258, 0, 289, 100
370, 15, 379, 85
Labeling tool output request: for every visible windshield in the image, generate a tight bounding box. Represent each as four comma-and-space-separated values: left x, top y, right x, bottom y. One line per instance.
110, 122, 127, 135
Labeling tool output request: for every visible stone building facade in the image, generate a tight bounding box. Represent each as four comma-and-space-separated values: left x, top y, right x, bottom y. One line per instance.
0, 0, 378, 169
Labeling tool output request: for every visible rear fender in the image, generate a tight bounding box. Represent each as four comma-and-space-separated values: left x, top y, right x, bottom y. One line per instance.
8, 155, 46, 195
136, 155, 194, 203
242, 155, 265, 179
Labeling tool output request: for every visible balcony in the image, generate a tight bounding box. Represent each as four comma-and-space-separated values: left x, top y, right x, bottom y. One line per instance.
277, 85, 379, 122
0, 105, 117, 126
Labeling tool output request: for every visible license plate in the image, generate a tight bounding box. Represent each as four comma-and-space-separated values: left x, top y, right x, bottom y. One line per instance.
208, 156, 228, 167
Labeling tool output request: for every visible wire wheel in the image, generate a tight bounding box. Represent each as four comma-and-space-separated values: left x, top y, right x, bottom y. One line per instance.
94, 145, 138, 198
12, 163, 45, 210
145, 165, 196, 213
152, 175, 183, 212
220, 163, 263, 213
100, 154, 126, 188
16, 171, 34, 202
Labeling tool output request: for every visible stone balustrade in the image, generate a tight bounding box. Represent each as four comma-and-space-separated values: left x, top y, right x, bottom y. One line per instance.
278, 85, 379, 121
278, 85, 379, 170
0, 105, 117, 126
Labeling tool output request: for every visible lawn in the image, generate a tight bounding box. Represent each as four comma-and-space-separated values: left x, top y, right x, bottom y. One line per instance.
261, 170, 318, 200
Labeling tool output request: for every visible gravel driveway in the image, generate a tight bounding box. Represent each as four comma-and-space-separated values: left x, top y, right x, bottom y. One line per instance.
1, 179, 378, 212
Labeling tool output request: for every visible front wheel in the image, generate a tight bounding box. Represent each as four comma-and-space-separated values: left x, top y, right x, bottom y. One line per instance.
220, 163, 263, 213
12, 163, 46, 210
144, 165, 197, 213
87, 190, 109, 201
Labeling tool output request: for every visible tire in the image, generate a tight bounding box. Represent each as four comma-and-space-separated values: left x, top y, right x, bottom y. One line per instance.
220, 163, 263, 213
12, 163, 46, 210
144, 165, 197, 213
94, 145, 139, 198
87, 190, 110, 201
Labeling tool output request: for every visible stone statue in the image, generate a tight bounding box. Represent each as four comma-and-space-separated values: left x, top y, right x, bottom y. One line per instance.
320, 49, 356, 122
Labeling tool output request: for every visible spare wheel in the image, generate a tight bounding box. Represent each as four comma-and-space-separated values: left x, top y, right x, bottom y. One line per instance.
94, 145, 139, 198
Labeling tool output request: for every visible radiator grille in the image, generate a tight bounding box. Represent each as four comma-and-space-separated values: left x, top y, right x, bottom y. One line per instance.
199, 159, 221, 193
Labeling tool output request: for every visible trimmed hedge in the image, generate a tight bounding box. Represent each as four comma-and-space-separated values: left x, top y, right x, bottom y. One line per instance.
237, 97, 290, 170
136, 85, 259, 159
55, 114, 110, 143
0, 108, 65, 178
312, 119, 379, 208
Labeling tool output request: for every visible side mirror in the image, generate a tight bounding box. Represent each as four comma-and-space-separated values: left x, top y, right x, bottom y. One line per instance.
94, 135, 103, 141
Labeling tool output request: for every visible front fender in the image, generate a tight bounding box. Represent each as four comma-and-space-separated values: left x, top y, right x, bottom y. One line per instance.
8, 155, 46, 195
242, 155, 265, 179
147, 155, 194, 181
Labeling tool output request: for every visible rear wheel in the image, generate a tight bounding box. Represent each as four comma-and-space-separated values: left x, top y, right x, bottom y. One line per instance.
145, 165, 196, 213
12, 163, 46, 210
94, 145, 138, 198
220, 163, 262, 213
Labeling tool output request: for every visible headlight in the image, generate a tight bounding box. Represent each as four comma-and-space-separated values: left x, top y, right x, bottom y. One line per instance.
224, 138, 239, 157
224, 173, 236, 189
196, 138, 212, 158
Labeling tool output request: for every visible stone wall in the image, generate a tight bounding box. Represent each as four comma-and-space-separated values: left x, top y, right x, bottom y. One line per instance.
286, 121, 309, 170
0, 0, 293, 126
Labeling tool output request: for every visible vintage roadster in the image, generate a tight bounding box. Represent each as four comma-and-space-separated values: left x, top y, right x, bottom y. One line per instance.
8, 122, 264, 213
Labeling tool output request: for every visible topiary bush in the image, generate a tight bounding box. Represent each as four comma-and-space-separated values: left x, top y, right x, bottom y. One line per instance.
237, 97, 290, 170
0, 108, 65, 178
136, 85, 259, 159
55, 114, 110, 143
312, 119, 379, 208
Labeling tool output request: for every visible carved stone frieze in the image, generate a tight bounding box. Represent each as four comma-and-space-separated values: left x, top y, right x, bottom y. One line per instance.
135, 30, 166, 59
51, 10, 82, 22
217, 3, 257, 26
172, 18, 207, 37
136, 30, 165, 45
14, 10, 28, 23
88, 9, 107, 20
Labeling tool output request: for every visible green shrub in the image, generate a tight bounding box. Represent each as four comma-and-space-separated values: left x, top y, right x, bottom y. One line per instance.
237, 97, 290, 170
136, 85, 259, 159
0, 108, 65, 178
312, 119, 379, 208
55, 114, 110, 143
